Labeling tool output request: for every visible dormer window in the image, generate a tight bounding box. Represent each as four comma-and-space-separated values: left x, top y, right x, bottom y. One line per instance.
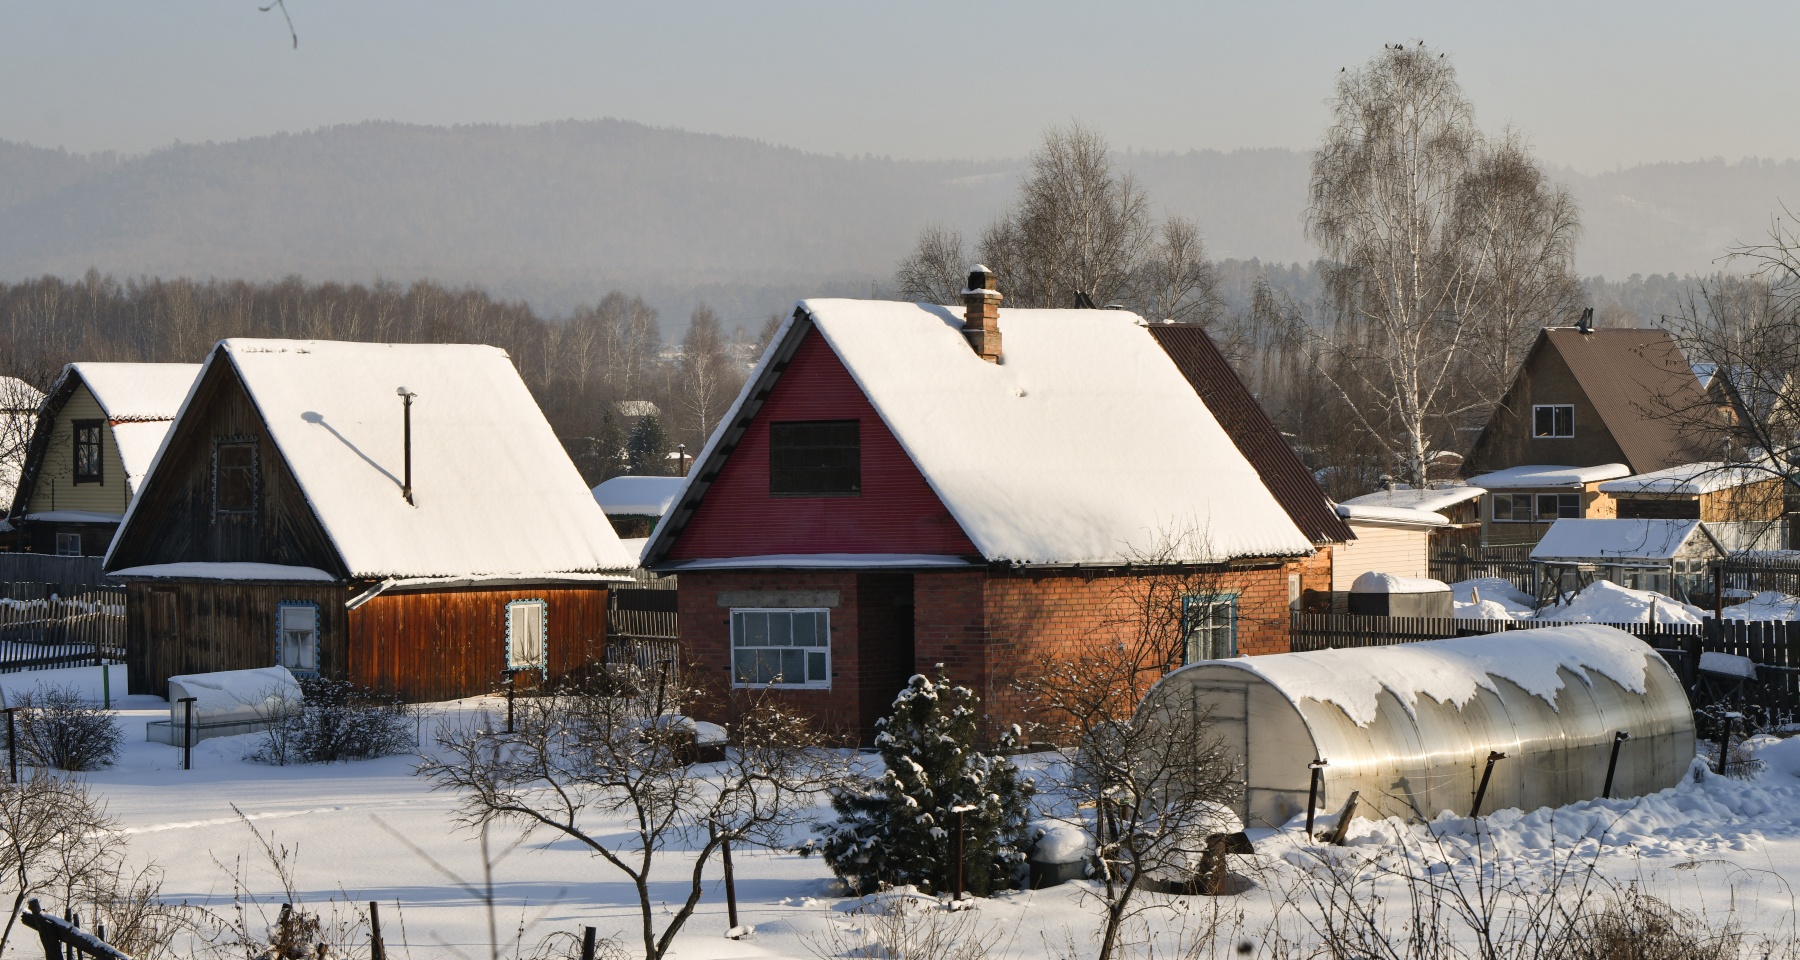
72, 420, 103, 484
1532, 405, 1574, 438
769, 420, 860, 496
213, 439, 258, 517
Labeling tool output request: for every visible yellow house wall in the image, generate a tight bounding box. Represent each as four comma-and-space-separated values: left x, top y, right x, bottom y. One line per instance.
1700, 479, 1785, 523
23, 384, 131, 517
1480, 485, 1616, 546
1331, 522, 1432, 592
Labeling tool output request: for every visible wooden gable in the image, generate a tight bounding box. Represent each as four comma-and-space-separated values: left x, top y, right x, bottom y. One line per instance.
661, 326, 978, 561
1463, 333, 1630, 475
107, 357, 346, 577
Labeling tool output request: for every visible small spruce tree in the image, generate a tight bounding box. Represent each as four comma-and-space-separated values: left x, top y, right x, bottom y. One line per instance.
817, 668, 1033, 896
626, 414, 671, 475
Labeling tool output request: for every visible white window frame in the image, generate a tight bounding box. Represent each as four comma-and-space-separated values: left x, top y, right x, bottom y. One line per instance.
506, 599, 549, 673
54, 532, 82, 557
1182, 593, 1239, 664
1532, 404, 1575, 438
276, 601, 320, 675
730, 607, 831, 689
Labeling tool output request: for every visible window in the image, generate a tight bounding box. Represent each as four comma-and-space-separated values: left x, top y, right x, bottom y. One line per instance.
731, 608, 830, 688
1535, 493, 1581, 520
72, 420, 103, 484
1493, 492, 1579, 522
277, 603, 319, 674
506, 599, 548, 672
769, 420, 860, 496
1183, 594, 1238, 663
54, 532, 81, 557
213, 439, 258, 516
1532, 404, 1575, 438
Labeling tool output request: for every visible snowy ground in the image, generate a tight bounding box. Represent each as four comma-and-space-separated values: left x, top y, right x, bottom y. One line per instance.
14, 686, 1800, 958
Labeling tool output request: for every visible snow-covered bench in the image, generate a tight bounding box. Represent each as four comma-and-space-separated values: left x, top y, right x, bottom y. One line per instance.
147, 666, 303, 746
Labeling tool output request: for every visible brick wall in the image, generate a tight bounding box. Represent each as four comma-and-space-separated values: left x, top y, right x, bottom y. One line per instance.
678, 549, 1331, 741
677, 569, 869, 741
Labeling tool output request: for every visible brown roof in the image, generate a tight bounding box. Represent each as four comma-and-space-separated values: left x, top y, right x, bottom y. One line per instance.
1514, 328, 1708, 473
1148, 324, 1352, 545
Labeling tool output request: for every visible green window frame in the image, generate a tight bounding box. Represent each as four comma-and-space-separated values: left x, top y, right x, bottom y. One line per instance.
1182, 593, 1239, 664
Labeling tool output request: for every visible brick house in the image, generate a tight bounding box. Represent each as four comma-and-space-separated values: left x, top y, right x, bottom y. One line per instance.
642, 270, 1342, 739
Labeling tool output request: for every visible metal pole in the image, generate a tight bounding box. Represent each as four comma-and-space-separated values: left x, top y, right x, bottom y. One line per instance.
1602, 731, 1631, 799
5, 707, 17, 784
400, 390, 414, 505
721, 837, 739, 931
654, 657, 672, 716
1470, 750, 1506, 818
954, 808, 966, 900
368, 901, 385, 960
506, 672, 516, 734
580, 927, 597, 960
1305, 759, 1327, 840
180, 696, 197, 770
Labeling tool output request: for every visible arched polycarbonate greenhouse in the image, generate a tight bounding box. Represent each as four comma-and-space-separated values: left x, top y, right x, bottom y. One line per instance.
1139, 625, 1695, 828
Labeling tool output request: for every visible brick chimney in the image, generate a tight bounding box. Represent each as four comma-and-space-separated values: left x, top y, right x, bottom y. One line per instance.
961, 264, 1003, 363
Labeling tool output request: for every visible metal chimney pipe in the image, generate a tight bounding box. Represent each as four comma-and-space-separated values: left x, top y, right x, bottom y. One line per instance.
397, 386, 416, 505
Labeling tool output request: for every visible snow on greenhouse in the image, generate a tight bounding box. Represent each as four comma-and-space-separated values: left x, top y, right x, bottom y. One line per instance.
1140, 625, 1694, 828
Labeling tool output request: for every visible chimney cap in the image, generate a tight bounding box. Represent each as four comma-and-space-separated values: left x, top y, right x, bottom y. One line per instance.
962, 265, 1001, 299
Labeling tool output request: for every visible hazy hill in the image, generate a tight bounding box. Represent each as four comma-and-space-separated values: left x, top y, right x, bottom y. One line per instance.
2, 119, 1798, 328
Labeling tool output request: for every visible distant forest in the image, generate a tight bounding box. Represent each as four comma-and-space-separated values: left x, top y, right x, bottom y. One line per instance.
3, 119, 1800, 330
0, 272, 772, 487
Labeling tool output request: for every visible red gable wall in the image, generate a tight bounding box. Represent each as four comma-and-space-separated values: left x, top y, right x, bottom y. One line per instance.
666, 329, 978, 560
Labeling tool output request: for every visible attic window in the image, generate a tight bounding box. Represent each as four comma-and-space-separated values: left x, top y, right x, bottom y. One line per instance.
1532, 405, 1574, 438
769, 420, 860, 496
213, 439, 259, 517
72, 420, 103, 485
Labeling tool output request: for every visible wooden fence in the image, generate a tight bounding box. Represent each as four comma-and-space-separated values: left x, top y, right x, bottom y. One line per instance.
0, 554, 110, 590
1289, 611, 1800, 723
1428, 544, 1536, 596
0, 585, 126, 674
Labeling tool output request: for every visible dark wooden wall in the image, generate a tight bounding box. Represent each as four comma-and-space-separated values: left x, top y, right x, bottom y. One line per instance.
106, 359, 344, 574
125, 581, 349, 696
347, 585, 610, 701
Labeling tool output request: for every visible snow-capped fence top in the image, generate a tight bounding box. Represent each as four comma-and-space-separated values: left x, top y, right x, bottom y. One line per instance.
1141, 625, 1694, 826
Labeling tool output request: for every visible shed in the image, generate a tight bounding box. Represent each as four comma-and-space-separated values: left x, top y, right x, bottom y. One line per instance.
1329, 502, 1449, 607
1346, 571, 1452, 618
591, 475, 685, 539
1140, 625, 1693, 828
1530, 518, 1723, 604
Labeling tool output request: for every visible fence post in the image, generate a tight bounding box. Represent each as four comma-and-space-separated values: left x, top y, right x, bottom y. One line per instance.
180, 696, 197, 770
5, 706, 16, 784
721, 835, 740, 932
1471, 751, 1506, 818
369, 901, 385, 960
1602, 731, 1630, 799
580, 927, 598, 960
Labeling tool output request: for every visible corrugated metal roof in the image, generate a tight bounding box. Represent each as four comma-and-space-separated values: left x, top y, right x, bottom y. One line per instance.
1147, 324, 1353, 545
1545, 328, 1709, 472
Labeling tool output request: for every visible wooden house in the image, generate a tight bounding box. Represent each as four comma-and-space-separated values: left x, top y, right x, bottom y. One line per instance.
1599, 462, 1790, 552
7, 363, 200, 556
1461, 325, 1709, 547
103, 339, 637, 700
642, 270, 1342, 739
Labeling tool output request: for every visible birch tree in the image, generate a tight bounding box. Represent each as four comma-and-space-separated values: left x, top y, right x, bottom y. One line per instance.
1306, 42, 1581, 487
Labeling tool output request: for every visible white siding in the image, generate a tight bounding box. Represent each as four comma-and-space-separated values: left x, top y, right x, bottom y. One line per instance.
1331, 522, 1433, 592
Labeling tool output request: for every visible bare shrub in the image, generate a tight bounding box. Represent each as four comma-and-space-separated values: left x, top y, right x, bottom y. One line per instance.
1547, 887, 1742, 960
248, 677, 417, 765
804, 891, 1003, 960
12, 686, 122, 771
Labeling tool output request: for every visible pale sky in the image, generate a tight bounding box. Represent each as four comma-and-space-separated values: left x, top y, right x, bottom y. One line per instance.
2, 1, 1796, 172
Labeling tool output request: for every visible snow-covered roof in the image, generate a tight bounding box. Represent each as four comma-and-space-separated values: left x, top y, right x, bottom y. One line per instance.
657, 301, 1315, 566
616, 400, 660, 418
1466, 464, 1631, 489
591, 476, 684, 516
110, 340, 636, 581
1530, 518, 1717, 562
1339, 485, 1485, 514
1335, 503, 1451, 527
1350, 572, 1449, 594
110, 562, 338, 582
112, 420, 176, 496
1598, 462, 1774, 496
69, 362, 200, 422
